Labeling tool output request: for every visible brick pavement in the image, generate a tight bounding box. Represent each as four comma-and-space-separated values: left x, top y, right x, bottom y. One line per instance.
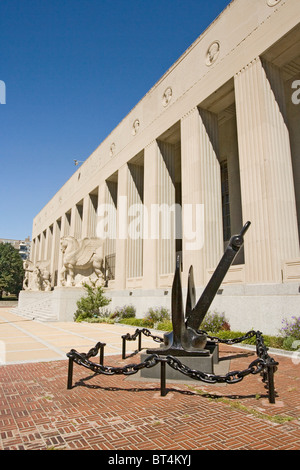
1, 340, 300, 451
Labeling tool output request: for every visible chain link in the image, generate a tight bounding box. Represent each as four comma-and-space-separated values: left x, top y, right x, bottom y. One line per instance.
203, 329, 258, 345
121, 328, 164, 343
67, 329, 278, 392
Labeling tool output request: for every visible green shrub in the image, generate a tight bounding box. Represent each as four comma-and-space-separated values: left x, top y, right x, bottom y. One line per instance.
260, 335, 284, 349
282, 336, 299, 351
110, 305, 136, 321
118, 317, 153, 328
200, 311, 230, 334
209, 330, 246, 341
204, 330, 285, 349
84, 317, 115, 324
156, 320, 172, 332
74, 280, 111, 322
144, 307, 170, 327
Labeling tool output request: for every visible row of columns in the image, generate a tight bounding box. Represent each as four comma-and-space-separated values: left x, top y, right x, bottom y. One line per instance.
32, 56, 299, 290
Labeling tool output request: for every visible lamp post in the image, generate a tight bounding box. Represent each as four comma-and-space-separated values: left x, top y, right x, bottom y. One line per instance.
74, 159, 84, 166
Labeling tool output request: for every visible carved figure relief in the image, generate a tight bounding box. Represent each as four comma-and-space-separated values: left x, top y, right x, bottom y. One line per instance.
60, 236, 104, 287
267, 0, 281, 6
23, 260, 52, 292
162, 87, 172, 107
205, 41, 220, 66
109, 143, 116, 157
132, 119, 140, 135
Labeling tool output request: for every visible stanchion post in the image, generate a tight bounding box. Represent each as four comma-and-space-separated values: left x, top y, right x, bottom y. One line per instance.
100, 345, 104, 365
67, 357, 74, 389
122, 337, 126, 359
138, 331, 142, 352
160, 360, 167, 396
267, 362, 276, 404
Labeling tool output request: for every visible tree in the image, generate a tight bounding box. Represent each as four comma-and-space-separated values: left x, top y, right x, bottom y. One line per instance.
74, 279, 111, 322
0, 243, 24, 299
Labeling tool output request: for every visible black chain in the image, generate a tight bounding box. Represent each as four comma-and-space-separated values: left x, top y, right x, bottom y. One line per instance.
67, 348, 160, 376
67, 329, 276, 385
203, 329, 257, 345
121, 328, 164, 344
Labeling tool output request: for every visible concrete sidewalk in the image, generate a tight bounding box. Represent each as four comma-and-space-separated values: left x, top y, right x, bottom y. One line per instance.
0, 308, 160, 365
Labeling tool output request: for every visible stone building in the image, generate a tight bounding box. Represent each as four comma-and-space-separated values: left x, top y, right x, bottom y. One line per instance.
20, 0, 300, 334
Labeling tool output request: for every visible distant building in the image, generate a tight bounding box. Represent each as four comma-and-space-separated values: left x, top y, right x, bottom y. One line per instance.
0, 237, 31, 260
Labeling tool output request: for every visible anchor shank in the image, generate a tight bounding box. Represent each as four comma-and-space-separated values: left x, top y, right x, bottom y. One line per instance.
186, 221, 251, 331
171, 256, 185, 347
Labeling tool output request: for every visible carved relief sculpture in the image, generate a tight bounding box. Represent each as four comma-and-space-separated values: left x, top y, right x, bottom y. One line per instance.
205, 41, 220, 66
23, 260, 52, 292
60, 236, 105, 287
132, 119, 140, 135
267, 0, 281, 6
162, 87, 172, 107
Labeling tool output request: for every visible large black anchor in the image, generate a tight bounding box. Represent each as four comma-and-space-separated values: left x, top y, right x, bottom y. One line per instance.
147, 221, 251, 357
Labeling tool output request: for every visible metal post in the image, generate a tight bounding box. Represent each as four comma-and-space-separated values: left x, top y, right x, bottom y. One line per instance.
122, 337, 126, 359
160, 360, 167, 396
138, 331, 142, 352
100, 345, 104, 365
67, 357, 74, 389
267, 363, 276, 404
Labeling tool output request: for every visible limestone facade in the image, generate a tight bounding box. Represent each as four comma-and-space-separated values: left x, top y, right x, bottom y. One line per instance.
27, 0, 300, 333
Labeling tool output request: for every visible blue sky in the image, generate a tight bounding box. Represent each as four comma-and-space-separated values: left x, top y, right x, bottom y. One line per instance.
0, 0, 231, 240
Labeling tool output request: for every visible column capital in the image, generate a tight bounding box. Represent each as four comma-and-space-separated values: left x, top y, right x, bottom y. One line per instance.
181, 106, 199, 121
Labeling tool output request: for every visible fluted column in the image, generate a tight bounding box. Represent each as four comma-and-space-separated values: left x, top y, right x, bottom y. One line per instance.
41, 231, 46, 260
181, 109, 204, 285
181, 108, 223, 285
114, 164, 128, 290
127, 162, 144, 279
198, 108, 223, 273
50, 218, 61, 287
81, 196, 90, 238
83, 191, 98, 238
72, 201, 83, 240
57, 216, 66, 286
63, 210, 71, 237
103, 179, 117, 281
143, 141, 159, 289
157, 141, 176, 276
35, 235, 41, 262
235, 57, 299, 283
69, 207, 76, 238
46, 225, 53, 262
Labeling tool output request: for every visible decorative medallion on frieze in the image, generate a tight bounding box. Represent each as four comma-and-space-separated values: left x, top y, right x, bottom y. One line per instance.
205, 41, 220, 66
132, 119, 140, 135
162, 87, 172, 107
109, 143, 115, 157
267, 0, 282, 6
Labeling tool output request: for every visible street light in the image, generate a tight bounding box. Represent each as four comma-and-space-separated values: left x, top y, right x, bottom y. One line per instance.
74, 159, 84, 166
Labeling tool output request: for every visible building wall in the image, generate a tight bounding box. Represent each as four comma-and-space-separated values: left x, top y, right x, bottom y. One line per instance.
29, 0, 300, 330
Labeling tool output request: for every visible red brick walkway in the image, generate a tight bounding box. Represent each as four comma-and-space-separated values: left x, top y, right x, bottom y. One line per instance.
1, 344, 300, 451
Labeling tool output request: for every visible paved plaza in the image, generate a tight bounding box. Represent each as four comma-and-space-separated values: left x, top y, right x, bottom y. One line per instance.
0, 307, 300, 451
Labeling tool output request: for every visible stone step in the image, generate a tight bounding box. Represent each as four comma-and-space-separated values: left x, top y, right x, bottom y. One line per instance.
13, 290, 58, 322
13, 308, 58, 322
